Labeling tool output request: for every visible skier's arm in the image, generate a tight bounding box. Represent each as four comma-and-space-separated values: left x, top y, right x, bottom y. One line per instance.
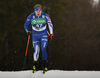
45, 14, 53, 35
24, 14, 31, 33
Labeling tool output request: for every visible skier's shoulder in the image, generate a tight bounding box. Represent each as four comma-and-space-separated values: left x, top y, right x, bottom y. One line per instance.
41, 12, 49, 17
44, 12, 50, 17
27, 12, 35, 19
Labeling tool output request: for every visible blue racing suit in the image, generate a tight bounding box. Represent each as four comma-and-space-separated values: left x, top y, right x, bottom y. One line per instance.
24, 12, 53, 61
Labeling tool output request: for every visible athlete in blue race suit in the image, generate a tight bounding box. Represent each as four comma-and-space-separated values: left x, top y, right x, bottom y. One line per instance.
24, 4, 54, 73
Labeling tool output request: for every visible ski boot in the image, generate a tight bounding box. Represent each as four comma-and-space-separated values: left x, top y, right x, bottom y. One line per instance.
33, 61, 37, 73
43, 67, 48, 74
33, 65, 36, 73
43, 60, 48, 74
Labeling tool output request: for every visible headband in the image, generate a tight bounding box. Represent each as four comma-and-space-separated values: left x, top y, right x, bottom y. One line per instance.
34, 6, 42, 11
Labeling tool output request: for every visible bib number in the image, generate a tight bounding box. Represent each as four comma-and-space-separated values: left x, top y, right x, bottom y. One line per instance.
35, 24, 42, 28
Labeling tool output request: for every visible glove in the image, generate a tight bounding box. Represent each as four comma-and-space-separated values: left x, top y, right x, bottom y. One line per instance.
27, 31, 31, 35
50, 34, 54, 39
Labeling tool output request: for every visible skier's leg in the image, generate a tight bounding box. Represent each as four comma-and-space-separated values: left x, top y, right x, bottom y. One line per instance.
41, 35, 48, 61
33, 43, 40, 61
41, 34, 48, 73
32, 35, 40, 72
43, 60, 48, 73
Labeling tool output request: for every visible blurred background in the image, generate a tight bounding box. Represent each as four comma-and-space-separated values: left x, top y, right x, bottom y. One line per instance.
0, 0, 100, 71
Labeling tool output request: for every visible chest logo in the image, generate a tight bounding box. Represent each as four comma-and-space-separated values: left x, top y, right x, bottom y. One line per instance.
31, 18, 46, 25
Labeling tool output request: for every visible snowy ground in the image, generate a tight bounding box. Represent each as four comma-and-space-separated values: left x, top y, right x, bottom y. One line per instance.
0, 70, 100, 78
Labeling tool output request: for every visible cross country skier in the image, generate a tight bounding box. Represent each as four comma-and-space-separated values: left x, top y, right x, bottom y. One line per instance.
24, 4, 54, 73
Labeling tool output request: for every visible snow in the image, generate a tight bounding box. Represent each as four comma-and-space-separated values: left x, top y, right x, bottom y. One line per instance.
0, 70, 100, 78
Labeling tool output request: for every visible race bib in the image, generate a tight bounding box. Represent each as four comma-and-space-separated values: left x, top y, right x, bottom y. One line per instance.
31, 18, 46, 25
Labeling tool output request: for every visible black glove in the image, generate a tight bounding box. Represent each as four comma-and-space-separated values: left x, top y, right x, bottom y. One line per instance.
27, 31, 31, 35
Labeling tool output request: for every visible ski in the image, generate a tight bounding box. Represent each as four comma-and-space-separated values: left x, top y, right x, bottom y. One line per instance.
32, 70, 48, 74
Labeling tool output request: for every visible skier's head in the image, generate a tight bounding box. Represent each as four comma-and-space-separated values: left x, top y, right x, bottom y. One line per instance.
34, 4, 42, 16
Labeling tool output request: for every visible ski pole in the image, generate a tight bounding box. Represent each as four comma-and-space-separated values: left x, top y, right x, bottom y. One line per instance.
22, 34, 30, 69
25, 35, 30, 56
47, 31, 50, 37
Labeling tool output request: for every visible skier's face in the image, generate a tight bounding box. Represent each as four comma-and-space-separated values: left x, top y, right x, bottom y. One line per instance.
35, 10, 42, 16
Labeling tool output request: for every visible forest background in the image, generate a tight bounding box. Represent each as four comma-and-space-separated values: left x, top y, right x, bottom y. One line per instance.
0, 0, 100, 71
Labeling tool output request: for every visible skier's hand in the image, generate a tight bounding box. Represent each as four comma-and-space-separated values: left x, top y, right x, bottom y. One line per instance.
27, 31, 31, 35
50, 34, 54, 40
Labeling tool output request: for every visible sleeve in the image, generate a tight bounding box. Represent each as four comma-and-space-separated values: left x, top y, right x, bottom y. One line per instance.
45, 13, 53, 34
24, 14, 31, 33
